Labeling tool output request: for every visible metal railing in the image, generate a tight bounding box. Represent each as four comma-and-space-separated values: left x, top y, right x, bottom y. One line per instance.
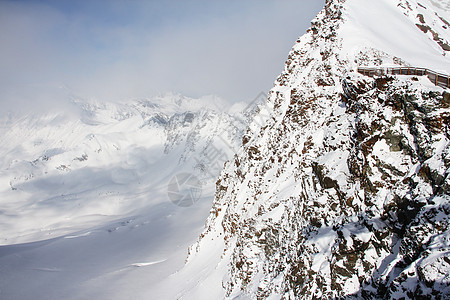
357, 66, 450, 88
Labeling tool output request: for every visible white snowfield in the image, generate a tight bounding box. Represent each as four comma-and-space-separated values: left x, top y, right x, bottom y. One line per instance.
0, 94, 248, 299
0, 94, 228, 244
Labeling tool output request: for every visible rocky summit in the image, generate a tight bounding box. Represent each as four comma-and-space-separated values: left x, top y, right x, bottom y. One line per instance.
185, 0, 450, 298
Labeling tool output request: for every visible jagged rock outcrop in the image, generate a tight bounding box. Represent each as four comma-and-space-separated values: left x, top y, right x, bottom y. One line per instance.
187, 0, 450, 298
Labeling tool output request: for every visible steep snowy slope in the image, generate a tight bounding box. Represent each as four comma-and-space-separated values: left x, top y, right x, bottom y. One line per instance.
183, 0, 450, 299
0, 93, 253, 299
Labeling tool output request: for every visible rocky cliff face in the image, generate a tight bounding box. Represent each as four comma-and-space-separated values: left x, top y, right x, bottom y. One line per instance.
187, 0, 450, 298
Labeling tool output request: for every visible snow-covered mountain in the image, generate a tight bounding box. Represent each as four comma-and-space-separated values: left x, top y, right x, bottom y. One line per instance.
179, 0, 450, 299
0, 93, 239, 244
0, 93, 258, 299
2, 0, 450, 299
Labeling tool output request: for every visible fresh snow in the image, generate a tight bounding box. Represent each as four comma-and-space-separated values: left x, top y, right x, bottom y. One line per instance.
341, 0, 450, 73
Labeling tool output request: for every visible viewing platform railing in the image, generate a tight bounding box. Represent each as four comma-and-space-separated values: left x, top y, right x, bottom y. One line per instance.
357, 67, 450, 89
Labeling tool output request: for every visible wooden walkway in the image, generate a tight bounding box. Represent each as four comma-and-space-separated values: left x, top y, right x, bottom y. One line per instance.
357, 66, 450, 89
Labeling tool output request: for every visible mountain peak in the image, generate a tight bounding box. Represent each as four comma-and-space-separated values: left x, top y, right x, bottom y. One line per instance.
183, 1, 450, 298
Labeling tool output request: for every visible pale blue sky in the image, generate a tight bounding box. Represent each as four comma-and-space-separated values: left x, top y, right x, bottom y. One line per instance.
0, 0, 323, 112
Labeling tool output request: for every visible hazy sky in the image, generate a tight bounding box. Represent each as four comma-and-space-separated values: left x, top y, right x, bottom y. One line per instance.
0, 0, 323, 112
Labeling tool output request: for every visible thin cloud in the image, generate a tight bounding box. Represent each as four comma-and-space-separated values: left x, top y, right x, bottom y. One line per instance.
0, 0, 323, 114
